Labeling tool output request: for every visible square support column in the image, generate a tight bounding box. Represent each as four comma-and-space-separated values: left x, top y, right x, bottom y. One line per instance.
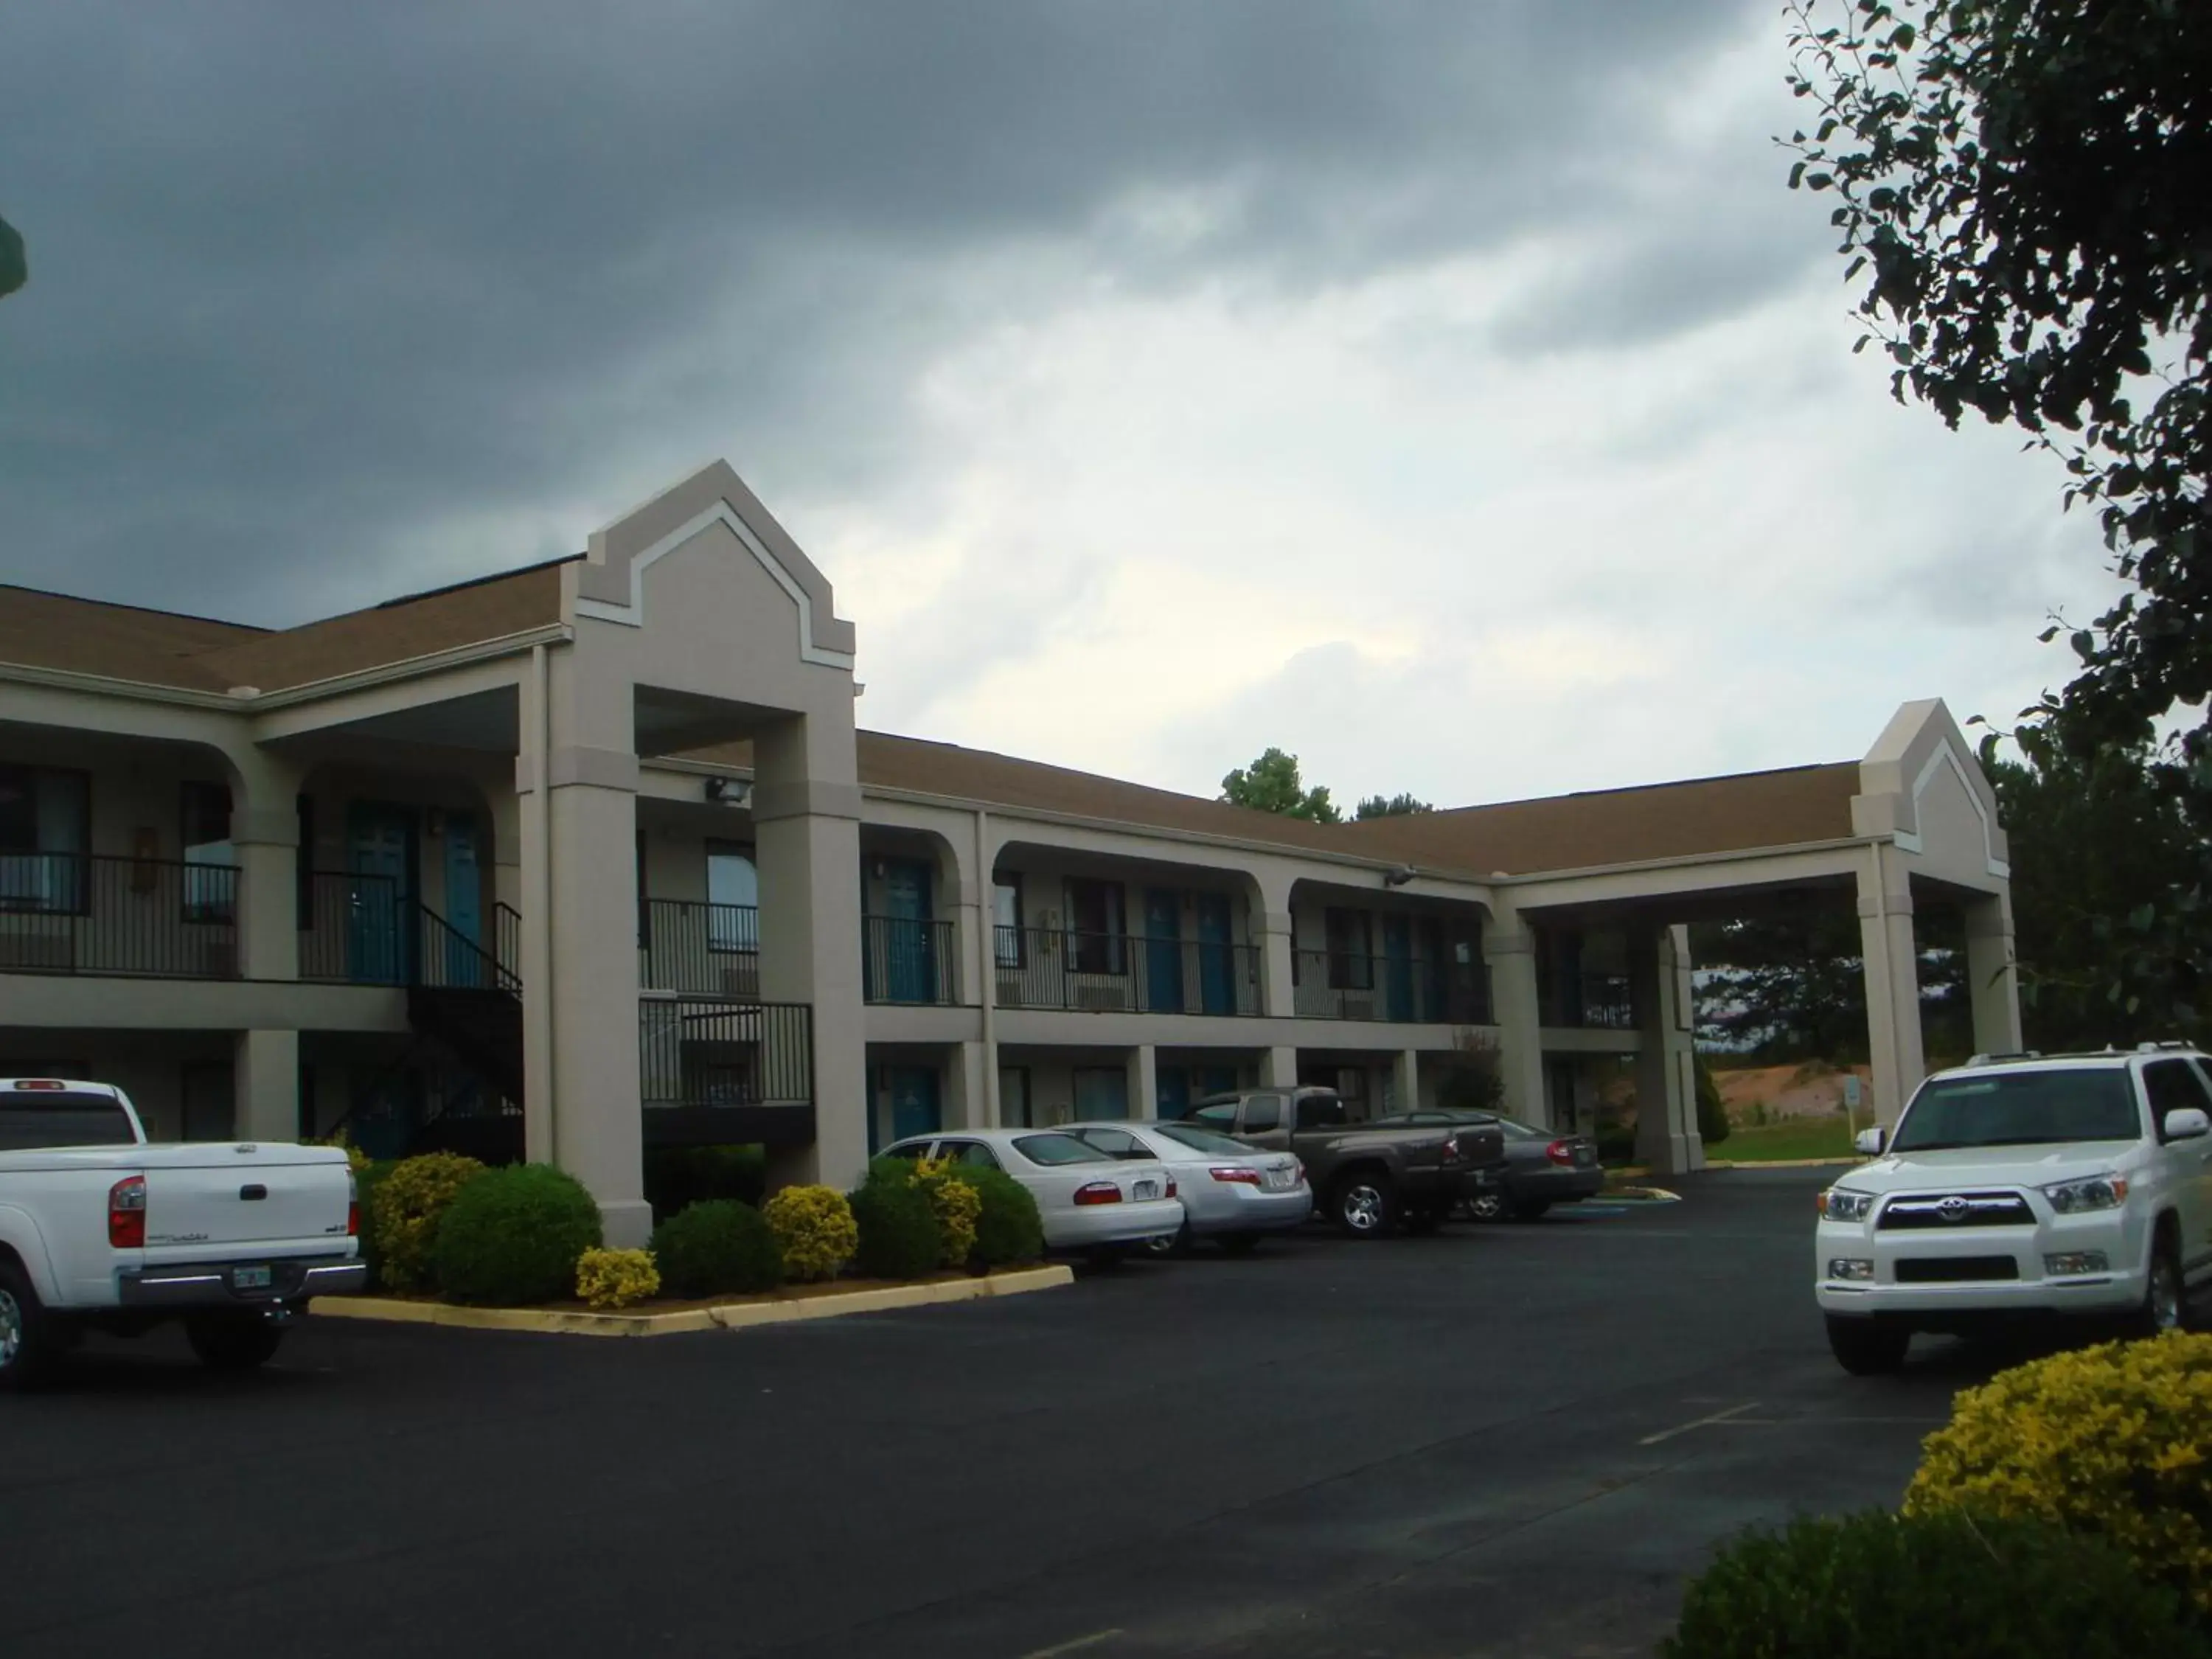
1857, 851, 1925, 1127
229, 759, 302, 983
1483, 917, 1549, 1127
1254, 908, 1297, 1018
1391, 1048, 1420, 1115
1631, 925, 1703, 1173
754, 718, 867, 1192
1127, 1045, 1160, 1120
1964, 892, 2023, 1056
234, 1029, 299, 1143
1260, 1046, 1300, 1089
947, 1040, 990, 1129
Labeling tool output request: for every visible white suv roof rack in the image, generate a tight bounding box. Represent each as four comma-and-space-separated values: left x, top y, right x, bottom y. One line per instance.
1964, 1050, 2041, 1067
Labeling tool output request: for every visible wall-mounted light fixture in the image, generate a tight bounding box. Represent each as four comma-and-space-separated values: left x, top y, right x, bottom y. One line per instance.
1382, 864, 1418, 888
705, 776, 753, 808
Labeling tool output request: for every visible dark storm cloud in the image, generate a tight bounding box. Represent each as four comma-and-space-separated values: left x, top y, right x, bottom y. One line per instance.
0, 0, 1764, 622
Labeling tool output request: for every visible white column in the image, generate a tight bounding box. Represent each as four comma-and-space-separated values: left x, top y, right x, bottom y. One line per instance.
1127, 1045, 1159, 1120
1629, 925, 1703, 1173
1857, 849, 1925, 1127
1260, 1046, 1300, 1088
948, 1040, 990, 1129
518, 646, 557, 1169
754, 716, 867, 1191
1964, 891, 2024, 1056
1483, 914, 1548, 1127
234, 1028, 299, 1143
1391, 1048, 1419, 1115
229, 753, 302, 982
1255, 911, 1296, 1018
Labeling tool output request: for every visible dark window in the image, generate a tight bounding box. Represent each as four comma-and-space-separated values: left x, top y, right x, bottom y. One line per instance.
1293, 1093, 1347, 1131
1012, 1133, 1112, 1167
952, 1141, 1002, 1170
1151, 1122, 1249, 1156
881, 1141, 929, 1161
181, 781, 235, 923
0, 1089, 137, 1152
998, 1065, 1033, 1128
706, 841, 758, 952
993, 874, 1025, 967
2146, 1060, 2212, 1140
1326, 908, 1373, 990
1189, 1102, 1240, 1132
1243, 1095, 1284, 1132
1074, 1127, 1156, 1161
1891, 1068, 2142, 1152
1066, 879, 1126, 975
0, 765, 90, 914
294, 794, 315, 928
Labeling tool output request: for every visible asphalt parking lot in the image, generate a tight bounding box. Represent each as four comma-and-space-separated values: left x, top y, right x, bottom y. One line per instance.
5, 1169, 2027, 1658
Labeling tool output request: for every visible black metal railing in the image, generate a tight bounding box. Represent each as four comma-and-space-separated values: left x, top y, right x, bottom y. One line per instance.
0, 852, 240, 978
861, 915, 959, 1005
493, 901, 521, 981
639, 897, 759, 997
417, 904, 520, 993
1291, 948, 1487, 1023
639, 996, 813, 1108
1540, 972, 1637, 1029
992, 925, 1261, 1016
299, 870, 407, 984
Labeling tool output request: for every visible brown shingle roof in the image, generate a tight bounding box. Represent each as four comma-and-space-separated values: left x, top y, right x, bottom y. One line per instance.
1329, 762, 1863, 876
0, 585, 265, 692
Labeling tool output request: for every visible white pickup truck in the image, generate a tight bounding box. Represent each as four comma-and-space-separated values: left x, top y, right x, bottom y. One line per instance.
1815, 1045, 2212, 1374
0, 1077, 365, 1387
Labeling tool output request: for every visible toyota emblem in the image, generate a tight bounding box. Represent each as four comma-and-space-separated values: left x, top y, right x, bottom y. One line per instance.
1938, 1195, 1970, 1222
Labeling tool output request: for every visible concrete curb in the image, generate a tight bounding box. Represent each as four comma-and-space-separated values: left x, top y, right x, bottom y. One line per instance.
315, 1265, 1076, 1338
1603, 1186, 1683, 1203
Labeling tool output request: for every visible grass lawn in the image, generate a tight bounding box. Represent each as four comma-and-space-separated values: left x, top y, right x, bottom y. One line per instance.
1707, 1115, 1863, 1163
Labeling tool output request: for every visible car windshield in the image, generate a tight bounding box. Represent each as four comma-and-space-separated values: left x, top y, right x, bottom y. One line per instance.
1891, 1069, 2142, 1152
0, 1091, 136, 1152
1492, 1119, 1544, 1140
1150, 1122, 1252, 1156
1011, 1133, 1112, 1166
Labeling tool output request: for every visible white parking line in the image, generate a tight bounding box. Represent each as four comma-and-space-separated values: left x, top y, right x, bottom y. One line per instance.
1639, 1400, 1765, 1446
1020, 1628, 1125, 1659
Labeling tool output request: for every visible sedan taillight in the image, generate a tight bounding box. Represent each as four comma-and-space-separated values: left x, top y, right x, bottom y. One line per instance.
1545, 1140, 1576, 1166
1073, 1181, 1123, 1206
109, 1174, 147, 1249
1209, 1166, 1263, 1185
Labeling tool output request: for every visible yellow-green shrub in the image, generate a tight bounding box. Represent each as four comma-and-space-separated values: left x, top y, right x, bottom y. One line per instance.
576, 1248, 660, 1310
371, 1152, 486, 1291
762, 1184, 858, 1282
914, 1159, 981, 1267
1906, 1332, 2212, 1610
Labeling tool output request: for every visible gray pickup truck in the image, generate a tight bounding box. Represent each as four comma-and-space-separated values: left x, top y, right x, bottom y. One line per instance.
1185, 1088, 1506, 1237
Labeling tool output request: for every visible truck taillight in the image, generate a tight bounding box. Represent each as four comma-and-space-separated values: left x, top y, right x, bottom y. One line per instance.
347, 1170, 361, 1237
109, 1174, 147, 1249
1545, 1140, 1576, 1166
1441, 1136, 1463, 1164
1073, 1181, 1123, 1206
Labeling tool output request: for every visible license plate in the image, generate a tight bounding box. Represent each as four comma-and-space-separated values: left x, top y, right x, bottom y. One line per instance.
231, 1265, 273, 1291
1265, 1169, 1294, 1190
1133, 1180, 1159, 1200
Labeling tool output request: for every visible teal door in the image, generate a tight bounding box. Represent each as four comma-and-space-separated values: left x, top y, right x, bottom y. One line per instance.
1074, 1067, 1130, 1121
885, 1065, 941, 1148
883, 860, 935, 1003
442, 811, 483, 985
1195, 894, 1235, 1015
1156, 1066, 1190, 1119
347, 804, 414, 984
1382, 915, 1415, 1020
1143, 889, 1183, 1012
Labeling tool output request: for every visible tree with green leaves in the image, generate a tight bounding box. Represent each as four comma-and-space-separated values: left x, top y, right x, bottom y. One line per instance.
1781, 0, 2211, 1018
0, 212, 24, 299
1354, 792, 1433, 819
1220, 747, 1340, 823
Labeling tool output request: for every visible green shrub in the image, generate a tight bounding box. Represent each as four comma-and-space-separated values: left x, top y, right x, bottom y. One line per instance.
642, 1144, 766, 1222
762, 1184, 858, 1282
352, 1159, 400, 1290
912, 1158, 983, 1267
1907, 1332, 2212, 1610
1593, 1120, 1637, 1164
649, 1200, 783, 1298
848, 1160, 942, 1279
372, 1151, 487, 1291
1694, 1055, 1729, 1147
1663, 1510, 2208, 1659
948, 1165, 1046, 1267
431, 1163, 602, 1305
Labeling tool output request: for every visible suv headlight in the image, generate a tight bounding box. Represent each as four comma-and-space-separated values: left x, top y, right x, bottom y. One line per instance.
2041, 1173, 2129, 1214
1820, 1187, 1875, 1222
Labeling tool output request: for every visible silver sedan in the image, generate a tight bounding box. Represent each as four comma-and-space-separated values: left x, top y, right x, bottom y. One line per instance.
1062, 1119, 1312, 1256
880, 1128, 1186, 1258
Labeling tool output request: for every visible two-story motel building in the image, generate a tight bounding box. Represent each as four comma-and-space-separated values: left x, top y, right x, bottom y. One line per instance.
0, 462, 2023, 1244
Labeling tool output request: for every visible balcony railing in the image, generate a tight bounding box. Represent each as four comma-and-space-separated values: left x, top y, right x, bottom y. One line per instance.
862, 915, 959, 1006
299, 870, 406, 984
993, 926, 1261, 1016
639, 897, 759, 998
1292, 948, 1489, 1024
639, 995, 815, 1148
0, 852, 240, 978
1541, 972, 1637, 1030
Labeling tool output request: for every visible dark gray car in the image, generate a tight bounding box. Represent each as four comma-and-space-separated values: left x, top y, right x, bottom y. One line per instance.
1372, 1110, 1603, 1221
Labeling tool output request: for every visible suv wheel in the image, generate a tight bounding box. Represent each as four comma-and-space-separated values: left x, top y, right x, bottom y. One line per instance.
2136, 1232, 2185, 1337
1825, 1314, 1910, 1376
1332, 1174, 1397, 1239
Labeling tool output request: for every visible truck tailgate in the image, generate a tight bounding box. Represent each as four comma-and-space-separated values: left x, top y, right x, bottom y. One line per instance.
141, 1145, 353, 1254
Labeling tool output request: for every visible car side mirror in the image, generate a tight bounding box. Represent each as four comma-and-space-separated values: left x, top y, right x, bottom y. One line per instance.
1854, 1126, 1888, 1157
2163, 1107, 2211, 1141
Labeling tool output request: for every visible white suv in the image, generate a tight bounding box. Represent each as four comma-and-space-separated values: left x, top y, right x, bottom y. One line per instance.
1815, 1045, 2212, 1374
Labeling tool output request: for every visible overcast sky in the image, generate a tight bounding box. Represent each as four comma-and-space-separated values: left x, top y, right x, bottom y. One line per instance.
0, 1, 2121, 808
